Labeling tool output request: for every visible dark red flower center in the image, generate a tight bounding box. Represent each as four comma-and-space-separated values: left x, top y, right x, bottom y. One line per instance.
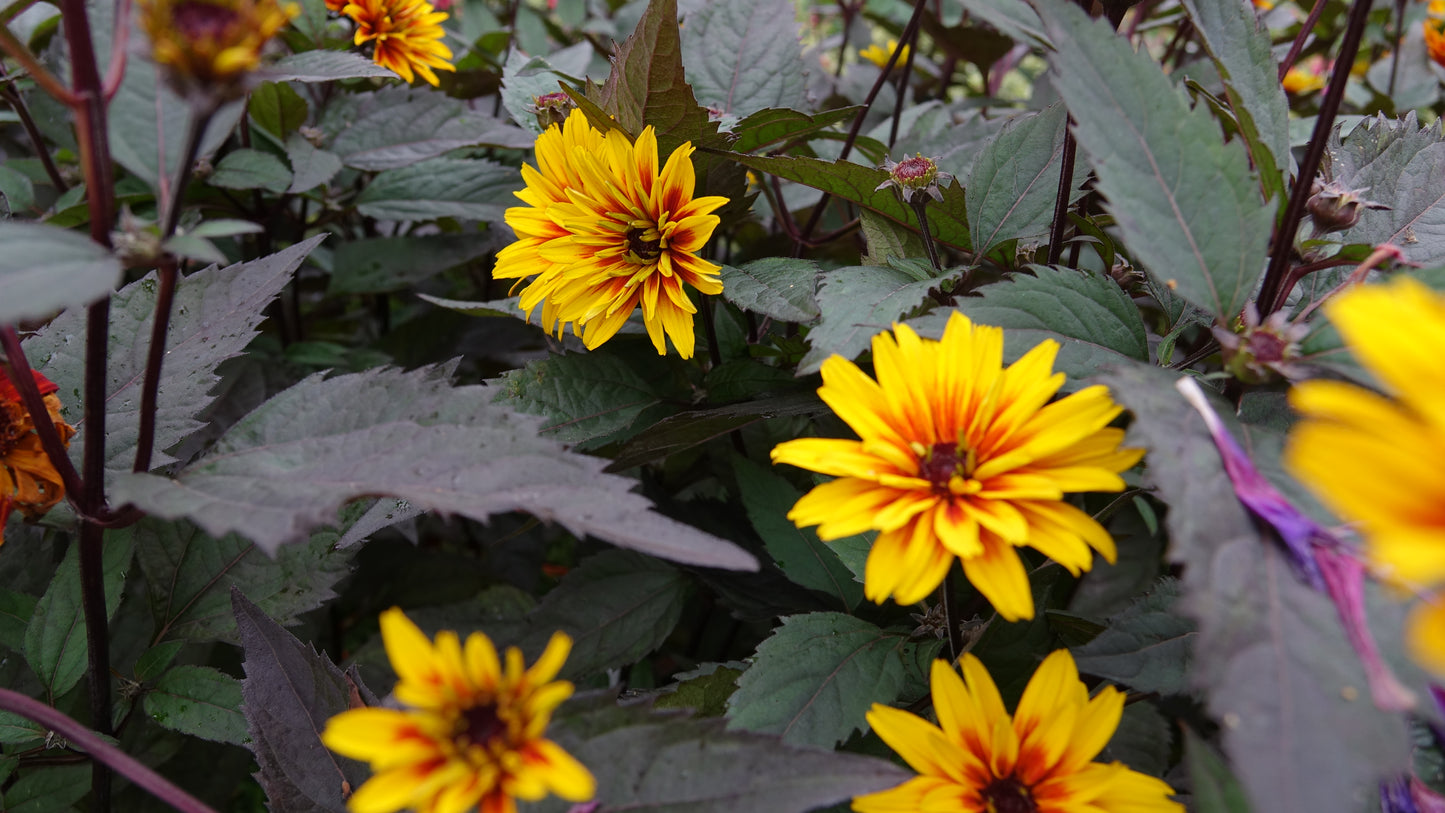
0, 401, 24, 457
459, 702, 506, 748
626, 227, 663, 262
981, 776, 1037, 813
534, 91, 570, 108
1247, 328, 1291, 363
892, 156, 935, 182
171, 1, 240, 41
919, 442, 973, 491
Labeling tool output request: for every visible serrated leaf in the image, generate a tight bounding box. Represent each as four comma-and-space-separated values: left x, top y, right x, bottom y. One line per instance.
234, 590, 365, 813
730, 153, 972, 252
263, 50, 398, 82
108, 366, 758, 569
656, 665, 745, 716
23, 532, 135, 698
967, 105, 1083, 254
0, 222, 121, 325
1073, 578, 1194, 695
250, 82, 309, 139
679, 0, 805, 117
1101, 362, 1412, 813
1342, 136, 1445, 267
493, 351, 664, 449
329, 234, 496, 295
595, 0, 717, 157
798, 265, 956, 374
734, 457, 861, 611
1039, 0, 1271, 320
534, 692, 911, 813
144, 665, 247, 745
354, 158, 523, 222
1179, 0, 1289, 202
26, 236, 325, 475
123, 516, 353, 644
284, 134, 342, 193
209, 148, 293, 193
728, 107, 861, 154
332, 92, 534, 171
726, 612, 911, 747
718, 258, 820, 323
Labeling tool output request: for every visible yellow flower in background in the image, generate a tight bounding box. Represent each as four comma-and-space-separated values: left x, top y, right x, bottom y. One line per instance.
1286, 277, 1445, 675
321, 609, 594, 813
138, 0, 296, 96
341, 0, 455, 86
1282, 56, 1327, 94
1426, 3, 1445, 68
771, 312, 1142, 620
0, 369, 75, 546
495, 109, 729, 358
860, 39, 909, 68
856, 651, 1184, 813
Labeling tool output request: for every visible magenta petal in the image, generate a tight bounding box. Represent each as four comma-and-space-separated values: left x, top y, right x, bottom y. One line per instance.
1316, 548, 1417, 711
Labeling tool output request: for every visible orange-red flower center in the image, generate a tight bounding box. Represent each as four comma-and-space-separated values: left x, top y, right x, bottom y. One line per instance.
459, 702, 505, 748
981, 776, 1037, 813
171, 1, 240, 41
0, 400, 24, 458
919, 442, 972, 491
626, 227, 663, 262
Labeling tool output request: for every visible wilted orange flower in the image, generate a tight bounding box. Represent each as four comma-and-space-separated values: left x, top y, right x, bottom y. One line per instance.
340, 0, 455, 86
772, 312, 1142, 620
138, 0, 297, 97
322, 609, 593, 813
856, 650, 1184, 813
495, 109, 729, 358
1, 368, 75, 545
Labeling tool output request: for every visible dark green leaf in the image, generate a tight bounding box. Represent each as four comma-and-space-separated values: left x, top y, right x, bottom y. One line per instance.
718, 258, 821, 323
208, 148, 293, 193
0, 222, 121, 325
656, 664, 745, 716
234, 590, 364, 813
23, 532, 135, 698
704, 360, 803, 403
799, 265, 956, 374
27, 236, 326, 474
0, 710, 44, 745
144, 665, 247, 746
1187, 728, 1255, 813
329, 234, 496, 295
728, 107, 861, 154
264, 50, 397, 82
124, 516, 354, 644
730, 153, 971, 251
332, 91, 535, 171
1100, 701, 1174, 778
284, 134, 342, 193
967, 105, 1082, 255
726, 612, 911, 748
734, 456, 862, 611
108, 366, 758, 569
250, 82, 309, 139
2, 765, 90, 813
108, 67, 243, 188
0, 588, 38, 653
493, 351, 665, 449
860, 209, 927, 266
605, 393, 824, 471
134, 640, 185, 682
679, 0, 806, 117
0, 164, 36, 212
355, 158, 523, 222
1072, 578, 1194, 695
1040, 0, 1272, 320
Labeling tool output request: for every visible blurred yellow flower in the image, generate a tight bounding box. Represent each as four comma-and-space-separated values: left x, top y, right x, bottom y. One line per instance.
855, 650, 1184, 813
860, 39, 909, 68
1287, 277, 1445, 675
0, 369, 74, 546
771, 312, 1142, 620
341, 0, 455, 86
321, 609, 594, 813
1282, 56, 1327, 94
495, 109, 729, 358
1426, 6, 1445, 68
138, 0, 296, 96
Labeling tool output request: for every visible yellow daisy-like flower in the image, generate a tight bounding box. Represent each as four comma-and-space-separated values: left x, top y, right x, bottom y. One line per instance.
1281, 55, 1328, 95
771, 312, 1143, 620
856, 650, 1184, 813
138, 0, 297, 97
321, 609, 595, 813
1, 368, 76, 546
494, 109, 729, 359
1286, 277, 1445, 675
1425, 8, 1445, 69
860, 39, 910, 68
341, 0, 455, 86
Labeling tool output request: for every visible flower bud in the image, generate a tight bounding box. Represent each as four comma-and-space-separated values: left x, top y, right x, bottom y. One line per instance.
531, 92, 576, 131
875, 153, 953, 204
138, 0, 298, 103
1306, 180, 1388, 234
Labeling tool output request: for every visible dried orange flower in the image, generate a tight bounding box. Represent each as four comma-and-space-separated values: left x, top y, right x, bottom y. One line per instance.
0, 368, 75, 545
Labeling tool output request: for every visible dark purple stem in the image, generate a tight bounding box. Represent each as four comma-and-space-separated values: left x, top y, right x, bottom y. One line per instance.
1278, 0, 1330, 82
1047, 128, 1078, 266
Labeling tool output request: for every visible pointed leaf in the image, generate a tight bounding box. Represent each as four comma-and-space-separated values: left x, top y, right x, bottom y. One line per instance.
332, 93, 534, 171
23, 532, 135, 698
1039, 0, 1271, 319
0, 222, 121, 325
209, 148, 293, 193
726, 612, 911, 748
679, 0, 806, 117
108, 65, 243, 188
354, 158, 523, 222
328, 234, 497, 295
967, 105, 1087, 255
718, 258, 821, 323
1072, 578, 1195, 695
144, 665, 247, 745
492, 351, 665, 449
264, 50, 398, 82
108, 366, 758, 569
595, 0, 716, 156
799, 265, 958, 374
728, 106, 862, 154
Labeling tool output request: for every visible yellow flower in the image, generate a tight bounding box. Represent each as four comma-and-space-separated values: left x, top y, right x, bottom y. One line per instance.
341, 0, 455, 86
321, 609, 594, 813
856, 650, 1184, 813
0, 369, 75, 546
1286, 277, 1445, 675
138, 0, 297, 97
494, 109, 729, 358
1281, 56, 1327, 94
860, 39, 910, 68
1426, 14, 1445, 68
771, 312, 1142, 620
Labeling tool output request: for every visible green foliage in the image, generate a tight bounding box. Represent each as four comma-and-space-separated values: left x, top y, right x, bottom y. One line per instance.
679, 0, 807, 117
0, 222, 122, 325
144, 665, 248, 746
23, 532, 134, 698
800, 265, 959, 373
